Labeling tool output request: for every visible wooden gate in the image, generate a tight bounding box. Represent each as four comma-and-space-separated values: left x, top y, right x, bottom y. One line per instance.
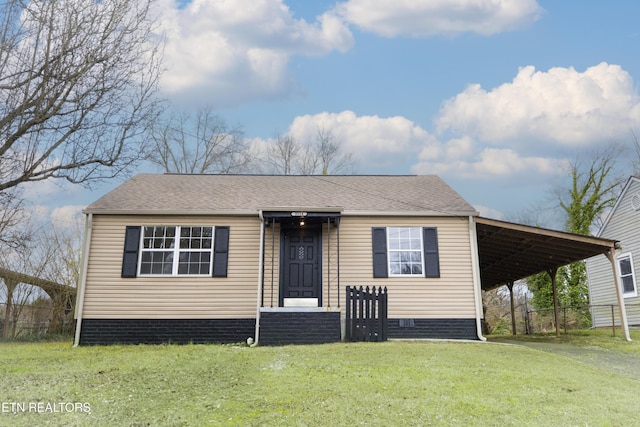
345, 286, 388, 342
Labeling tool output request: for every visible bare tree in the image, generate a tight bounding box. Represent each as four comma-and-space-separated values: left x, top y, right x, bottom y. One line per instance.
0, 187, 30, 250
146, 106, 253, 174
314, 127, 354, 175
1, 212, 82, 337
266, 127, 355, 175
267, 134, 298, 175
0, 0, 163, 193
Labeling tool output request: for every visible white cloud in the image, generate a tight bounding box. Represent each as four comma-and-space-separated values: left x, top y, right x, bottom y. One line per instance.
155, 0, 353, 105
335, 0, 543, 37
253, 110, 571, 180
436, 62, 640, 146
473, 204, 505, 220
412, 132, 570, 180
286, 111, 439, 172
50, 206, 84, 228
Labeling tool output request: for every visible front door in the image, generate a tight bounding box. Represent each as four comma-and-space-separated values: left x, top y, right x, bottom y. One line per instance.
281, 224, 321, 306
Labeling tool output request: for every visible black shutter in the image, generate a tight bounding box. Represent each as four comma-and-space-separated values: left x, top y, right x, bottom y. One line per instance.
423, 227, 440, 278
212, 226, 230, 277
121, 226, 141, 278
372, 227, 388, 278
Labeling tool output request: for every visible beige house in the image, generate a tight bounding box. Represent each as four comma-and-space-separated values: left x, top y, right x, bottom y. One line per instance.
74, 174, 488, 345
73, 174, 625, 345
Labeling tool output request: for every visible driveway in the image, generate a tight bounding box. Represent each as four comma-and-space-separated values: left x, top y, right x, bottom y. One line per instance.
491, 338, 640, 382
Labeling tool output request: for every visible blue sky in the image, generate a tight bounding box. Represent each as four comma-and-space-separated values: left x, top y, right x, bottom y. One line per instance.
32, 0, 640, 228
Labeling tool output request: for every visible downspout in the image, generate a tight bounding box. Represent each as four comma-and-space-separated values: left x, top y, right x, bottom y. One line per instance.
252, 211, 266, 346
73, 213, 93, 347
469, 216, 486, 341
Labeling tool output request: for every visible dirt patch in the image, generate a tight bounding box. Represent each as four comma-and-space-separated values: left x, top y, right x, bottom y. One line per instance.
491, 339, 640, 382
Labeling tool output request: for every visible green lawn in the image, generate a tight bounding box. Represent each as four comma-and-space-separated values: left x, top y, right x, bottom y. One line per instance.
1, 333, 640, 426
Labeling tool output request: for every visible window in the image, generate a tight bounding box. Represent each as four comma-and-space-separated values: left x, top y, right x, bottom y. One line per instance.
139, 226, 213, 276
371, 226, 439, 278
617, 253, 637, 297
388, 227, 423, 276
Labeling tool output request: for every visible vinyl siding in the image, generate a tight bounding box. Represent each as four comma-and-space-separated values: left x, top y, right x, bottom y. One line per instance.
82, 214, 262, 319
335, 216, 476, 319
586, 178, 640, 326
82, 214, 477, 320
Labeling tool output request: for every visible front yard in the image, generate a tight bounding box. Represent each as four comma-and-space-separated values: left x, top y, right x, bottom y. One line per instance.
1, 332, 640, 426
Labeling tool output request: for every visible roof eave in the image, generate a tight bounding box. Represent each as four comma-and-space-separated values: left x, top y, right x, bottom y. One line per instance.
342, 210, 479, 217
83, 208, 480, 217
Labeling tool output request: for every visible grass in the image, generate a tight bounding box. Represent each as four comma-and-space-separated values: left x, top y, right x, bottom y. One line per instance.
1, 334, 639, 426
488, 328, 640, 355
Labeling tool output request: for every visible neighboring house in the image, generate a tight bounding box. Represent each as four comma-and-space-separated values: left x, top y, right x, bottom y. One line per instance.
586, 176, 640, 327
73, 174, 623, 345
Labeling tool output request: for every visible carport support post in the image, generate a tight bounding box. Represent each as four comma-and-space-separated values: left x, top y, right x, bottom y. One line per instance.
506, 281, 516, 335
605, 249, 631, 342
547, 268, 560, 337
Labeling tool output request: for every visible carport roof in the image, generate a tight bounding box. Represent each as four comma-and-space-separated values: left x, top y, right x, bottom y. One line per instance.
475, 217, 618, 290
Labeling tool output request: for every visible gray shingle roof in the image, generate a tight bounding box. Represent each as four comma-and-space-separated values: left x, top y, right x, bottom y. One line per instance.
85, 174, 477, 216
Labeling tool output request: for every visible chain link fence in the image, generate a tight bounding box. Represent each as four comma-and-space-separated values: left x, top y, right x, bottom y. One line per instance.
525, 303, 636, 337
1, 302, 74, 340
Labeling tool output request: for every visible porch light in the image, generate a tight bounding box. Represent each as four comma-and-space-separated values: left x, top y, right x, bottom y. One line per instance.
300, 220, 305, 226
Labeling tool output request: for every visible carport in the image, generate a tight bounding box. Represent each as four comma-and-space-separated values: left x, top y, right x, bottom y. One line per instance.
474, 217, 631, 341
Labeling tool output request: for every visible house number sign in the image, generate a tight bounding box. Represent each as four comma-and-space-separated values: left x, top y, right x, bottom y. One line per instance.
290, 211, 307, 217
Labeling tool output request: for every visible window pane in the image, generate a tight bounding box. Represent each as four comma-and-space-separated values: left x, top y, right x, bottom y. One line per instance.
390, 263, 400, 275
619, 257, 632, 275
203, 238, 212, 249
622, 276, 635, 293
400, 228, 411, 240
411, 264, 423, 275
177, 251, 210, 275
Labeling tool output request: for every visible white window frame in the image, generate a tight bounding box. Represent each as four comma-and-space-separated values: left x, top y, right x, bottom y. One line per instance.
617, 252, 638, 298
387, 227, 424, 277
138, 226, 214, 277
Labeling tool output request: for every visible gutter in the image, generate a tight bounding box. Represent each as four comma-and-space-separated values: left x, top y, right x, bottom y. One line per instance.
73, 213, 93, 347
252, 210, 266, 347
83, 208, 480, 218
469, 216, 486, 341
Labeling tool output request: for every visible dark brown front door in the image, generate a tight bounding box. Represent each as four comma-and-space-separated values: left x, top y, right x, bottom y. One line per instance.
281, 225, 321, 305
